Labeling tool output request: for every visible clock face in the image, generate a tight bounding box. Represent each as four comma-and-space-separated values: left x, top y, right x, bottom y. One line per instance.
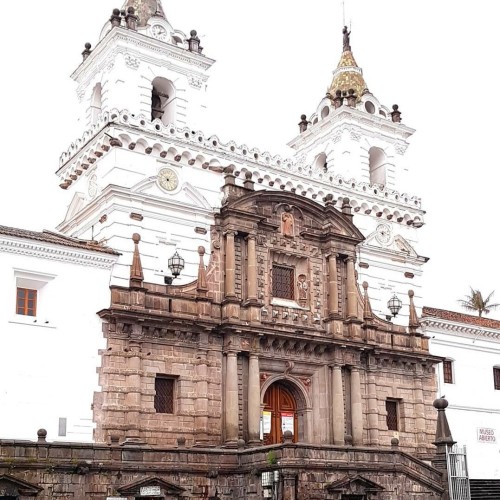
375, 223, 392, 245
158, 168, 179, 192
151, 24, 168, 41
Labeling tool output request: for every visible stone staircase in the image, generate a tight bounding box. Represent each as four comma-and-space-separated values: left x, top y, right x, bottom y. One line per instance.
470, 479, 500, 499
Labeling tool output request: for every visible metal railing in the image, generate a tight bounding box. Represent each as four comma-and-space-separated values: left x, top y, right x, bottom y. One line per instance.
446, 444, 471, 500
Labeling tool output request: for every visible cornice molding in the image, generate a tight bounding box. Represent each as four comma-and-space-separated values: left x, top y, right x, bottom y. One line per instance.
0, 238, 118, 270
421, 318, 500, 342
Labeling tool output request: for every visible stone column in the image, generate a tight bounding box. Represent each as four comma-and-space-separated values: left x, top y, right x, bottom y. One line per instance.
246, 235, 258, 301
332, 365, 345, 445
328, 254, 339, 315
346, 257, 357, 319
414, 376, 426, 445
195, 350, 209, 445
350, 367, 363, 445
247, 353, 261, 444
124, 341, 142, 441
225, 351, 239, 445
367, 371, 379, 445
282, 472, 297, 500
224, 231, 237, 298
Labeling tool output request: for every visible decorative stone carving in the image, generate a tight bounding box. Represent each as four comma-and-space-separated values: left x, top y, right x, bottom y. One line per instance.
188, 75, 203, 89
281, 212, 294, 237
297, 274, 308, 306
124, 54, 140, 69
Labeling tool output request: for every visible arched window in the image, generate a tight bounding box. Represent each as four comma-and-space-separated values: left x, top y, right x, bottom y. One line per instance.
151, 77, 176, 125
369, 147, 387, 185
313, 152, 328, 172
90, 83, 102, 124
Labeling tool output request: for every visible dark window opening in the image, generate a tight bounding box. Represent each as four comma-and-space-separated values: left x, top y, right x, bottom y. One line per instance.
386, 399, 399, 431
443, 360, 454, 384
272, 265, 294, 300
154, 376, 174, 413
16, 287, 37, 316
494, 367, 500, 390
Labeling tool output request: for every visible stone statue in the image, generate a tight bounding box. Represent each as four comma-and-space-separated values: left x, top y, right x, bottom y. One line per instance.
282, 212, 294, 237
297, 274, 309, 304
343, 26, 351, 52
298, 114, 311, 133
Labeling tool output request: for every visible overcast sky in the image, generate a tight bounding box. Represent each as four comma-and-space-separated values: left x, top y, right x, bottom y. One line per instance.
1, 1, 499, 317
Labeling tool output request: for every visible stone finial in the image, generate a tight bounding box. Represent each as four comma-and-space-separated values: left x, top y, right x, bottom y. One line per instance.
341, 197, 352, 215
130, 233, 144, 288
283, 430, 294, 443
243, 171, 254, 190
391, 104, 402, 123
298, 114, 310, 133
37, 428, 47, 443
408, 290, 420, 330
110, 8, 122, 27
197, 246, 208, 294
433, 397, 456, 446
333, 89, 343, 109
362, 282, 374, 321
187, 29, 202, 53
125, 7, 138, 30
82, 43, 92, 61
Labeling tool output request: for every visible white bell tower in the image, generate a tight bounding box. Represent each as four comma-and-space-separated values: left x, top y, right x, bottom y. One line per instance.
74, 0, 214, 131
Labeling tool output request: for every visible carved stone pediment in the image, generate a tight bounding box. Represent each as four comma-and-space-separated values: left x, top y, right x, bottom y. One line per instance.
0, 474, 43, 496
117, 475, 185, 496
326, 474, 384, 495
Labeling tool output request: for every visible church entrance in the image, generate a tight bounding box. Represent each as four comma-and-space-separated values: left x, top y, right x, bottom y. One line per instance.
262, 382, 298, 444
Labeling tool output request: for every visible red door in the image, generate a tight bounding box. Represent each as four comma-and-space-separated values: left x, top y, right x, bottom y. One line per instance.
263, 383, 298, 444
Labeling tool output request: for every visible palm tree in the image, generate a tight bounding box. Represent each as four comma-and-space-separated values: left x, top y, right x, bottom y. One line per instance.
458, 287, 500, 317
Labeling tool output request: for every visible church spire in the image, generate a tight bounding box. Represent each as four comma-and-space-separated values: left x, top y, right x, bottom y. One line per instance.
122, 0, 166, 27
328, 26, 367, 102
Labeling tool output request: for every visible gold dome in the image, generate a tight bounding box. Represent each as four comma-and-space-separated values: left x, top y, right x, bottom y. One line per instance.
122, 0, 165, 27
328, 50, 367, 101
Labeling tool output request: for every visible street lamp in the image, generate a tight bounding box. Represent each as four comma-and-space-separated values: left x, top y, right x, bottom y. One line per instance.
387, 293, 402, 318
164, 250, 185, 284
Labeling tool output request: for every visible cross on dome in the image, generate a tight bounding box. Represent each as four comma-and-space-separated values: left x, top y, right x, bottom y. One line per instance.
121, 0, 166, 27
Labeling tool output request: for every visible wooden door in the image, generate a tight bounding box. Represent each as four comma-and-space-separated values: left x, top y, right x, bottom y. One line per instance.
263, 383, 298, 444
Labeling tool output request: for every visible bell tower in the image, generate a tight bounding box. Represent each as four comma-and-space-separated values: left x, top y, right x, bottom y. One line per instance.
56, 1, 218, 288
74, 0, 213, 131
289, 27, 427, 319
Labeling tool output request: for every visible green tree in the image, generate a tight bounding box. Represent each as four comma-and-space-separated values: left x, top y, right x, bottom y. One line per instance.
458, 287, 500, 317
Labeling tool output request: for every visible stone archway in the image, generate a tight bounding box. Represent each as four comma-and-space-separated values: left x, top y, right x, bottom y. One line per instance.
261, 377, 310, 444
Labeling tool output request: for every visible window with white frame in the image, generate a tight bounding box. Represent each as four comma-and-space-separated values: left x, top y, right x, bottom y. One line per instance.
12, 269, 56, 325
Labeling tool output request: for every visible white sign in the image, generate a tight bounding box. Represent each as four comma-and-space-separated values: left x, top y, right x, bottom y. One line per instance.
106, 498, 122, 500
262, 411, 272, 434
281, 412, 294, 434
140, 486, 161, 495
477, 427, 496, 444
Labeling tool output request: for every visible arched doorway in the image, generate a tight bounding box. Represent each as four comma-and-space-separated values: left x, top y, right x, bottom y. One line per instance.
262, 381, 299, 444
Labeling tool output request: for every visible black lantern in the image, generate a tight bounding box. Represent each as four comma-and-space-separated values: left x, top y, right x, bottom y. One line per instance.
387, 293, 402, 317
168, 250, 185, 278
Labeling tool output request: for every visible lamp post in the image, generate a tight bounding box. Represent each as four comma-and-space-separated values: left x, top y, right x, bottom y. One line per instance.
164, 250, 185, 284
386, 293, 402, 321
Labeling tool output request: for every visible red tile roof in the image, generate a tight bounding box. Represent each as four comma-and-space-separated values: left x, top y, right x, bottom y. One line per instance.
0, 225, 119, 255
422, 306, 500, 330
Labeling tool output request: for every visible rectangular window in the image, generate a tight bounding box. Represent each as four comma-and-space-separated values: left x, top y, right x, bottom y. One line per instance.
494, 368, 500, 391
16, 287, 37, 316
272, 265, 294, 300
154, 376, 174, 414
386, 399, 399, 431
443, 360, 454, 384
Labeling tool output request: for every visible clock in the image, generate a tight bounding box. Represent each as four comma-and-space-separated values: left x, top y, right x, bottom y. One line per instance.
151, 24, 168, 41
375, 223, 392, 245
158, 167, 179, 192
